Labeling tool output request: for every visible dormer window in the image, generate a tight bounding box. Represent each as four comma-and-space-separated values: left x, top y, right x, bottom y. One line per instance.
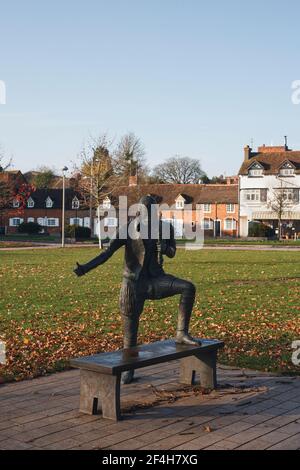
175, 195, 185, 210
248, 162, 263, 177
279, 162, 295, 176
45, 196, 53, 208
102, 197, 111, 210
72, 196, 80, 210
13, 199, 20, 208
27, 197, 34, 208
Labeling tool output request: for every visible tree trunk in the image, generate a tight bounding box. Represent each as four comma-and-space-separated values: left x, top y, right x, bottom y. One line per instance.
97, 206, 102, 250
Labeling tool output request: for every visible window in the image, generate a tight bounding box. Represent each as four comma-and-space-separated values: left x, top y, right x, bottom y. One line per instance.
102, 198, 111, 210
280, 168, 295, 176
175, 200, 184, 210
279, 162, 295, 176
71, 218, 81, 226
104, 217, 118, 227
27, 197, 34, 208
248, 169, 263, 177
202, 218, 213, 230
224, 218, 237, 230
70, 218, 83, 226
279, 188, 299, 203
9, 218, 23, 226
72, 197, 80, 210
47, 218, 59, 227
203, 204, 211, 213
84, 217, 91, 228
244, 190, 261, 202
12, 199, 20, 208
45, 197, 53, 208
27, 217, 34, 223
226, 204, 235, 213
248, 162, 263, 177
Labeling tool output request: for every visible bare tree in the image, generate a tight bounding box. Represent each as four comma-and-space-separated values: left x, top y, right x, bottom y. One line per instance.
152, 156, 205, 184
33, 166, 56, 189
268, 184, 295, 240
75, 134, 119, 249
114, 132, 148, 183
0, 150, 13, 229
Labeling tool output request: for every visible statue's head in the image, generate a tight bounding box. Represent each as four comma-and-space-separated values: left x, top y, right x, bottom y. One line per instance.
139, 194, 156, 210
138, 194, 158, 226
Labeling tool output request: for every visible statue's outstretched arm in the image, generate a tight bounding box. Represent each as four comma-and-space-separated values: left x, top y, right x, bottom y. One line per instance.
74, 236, 125, 277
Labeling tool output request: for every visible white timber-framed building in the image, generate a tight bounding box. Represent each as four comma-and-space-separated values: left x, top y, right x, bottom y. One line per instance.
239, 144, 300, 238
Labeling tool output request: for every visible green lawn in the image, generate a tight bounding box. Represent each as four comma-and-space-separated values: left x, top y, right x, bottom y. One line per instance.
0, 247, 299, 381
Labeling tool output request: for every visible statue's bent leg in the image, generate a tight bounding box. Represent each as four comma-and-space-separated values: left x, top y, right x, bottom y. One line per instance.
150, 275, 199, 346
119, 279, 144, 384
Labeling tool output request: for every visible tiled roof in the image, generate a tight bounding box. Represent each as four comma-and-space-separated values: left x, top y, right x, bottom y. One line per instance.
25, 189, 84, 210
239, 151, 300, 175
112, 183, 238, 207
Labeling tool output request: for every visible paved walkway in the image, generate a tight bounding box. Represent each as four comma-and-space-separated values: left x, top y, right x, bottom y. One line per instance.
0, 363, 299, 450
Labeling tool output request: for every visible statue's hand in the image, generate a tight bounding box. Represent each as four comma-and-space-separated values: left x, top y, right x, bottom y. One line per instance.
74, 262, 86, 277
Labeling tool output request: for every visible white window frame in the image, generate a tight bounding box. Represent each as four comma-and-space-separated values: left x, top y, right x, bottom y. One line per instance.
45, 197, 53, 208
10, 218, 23, 226
72, 197, 80, 210
224, 218, 237, 231
245, 190, 261, 202
27, 197, 35, 208
280, 168, 295, 176
175, 200, 184, 210
203, 204, 211, 213
248, 168, 263, 177
12, 199, 20, 208
27, 217, 35, 223
70, 218, 83, 226
279, 188, 298, 202
47, 218, 59, 227
202, 218, 213, 230
84, 217, 91, 228
226, 203, 235, 213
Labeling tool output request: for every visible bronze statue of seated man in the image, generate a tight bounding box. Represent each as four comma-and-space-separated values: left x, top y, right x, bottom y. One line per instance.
74, 195, 200, 384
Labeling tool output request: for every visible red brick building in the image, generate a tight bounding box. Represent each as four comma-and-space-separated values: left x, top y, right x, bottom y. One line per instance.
2, 171, 239, 238
5, 188, 90, 235
0, 170, 28, 231
113, 180, 239, 238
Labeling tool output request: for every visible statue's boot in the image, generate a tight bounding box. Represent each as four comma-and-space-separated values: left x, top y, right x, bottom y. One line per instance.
176, 329, 201, 346
121, 315, 140, 385
175, 285, 201, 346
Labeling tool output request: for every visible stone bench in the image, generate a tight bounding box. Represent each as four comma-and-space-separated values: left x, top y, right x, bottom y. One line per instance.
70, 339, 224, 421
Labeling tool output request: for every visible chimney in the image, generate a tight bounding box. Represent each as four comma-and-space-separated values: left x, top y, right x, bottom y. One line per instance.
284, 135, 290, 151
244, 145, 252, 161
129, 174, 138, 186
226, 176, 238, 185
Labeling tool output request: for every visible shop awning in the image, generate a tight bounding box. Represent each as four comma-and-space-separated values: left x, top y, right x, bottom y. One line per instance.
253, 211, 300, 220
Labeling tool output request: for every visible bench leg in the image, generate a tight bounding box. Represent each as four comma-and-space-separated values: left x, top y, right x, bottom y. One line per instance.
180, 351, 217, 389
79, 370, 121, 421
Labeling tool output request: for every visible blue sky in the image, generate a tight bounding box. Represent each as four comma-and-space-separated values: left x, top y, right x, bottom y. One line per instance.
1, 0, 300, 177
